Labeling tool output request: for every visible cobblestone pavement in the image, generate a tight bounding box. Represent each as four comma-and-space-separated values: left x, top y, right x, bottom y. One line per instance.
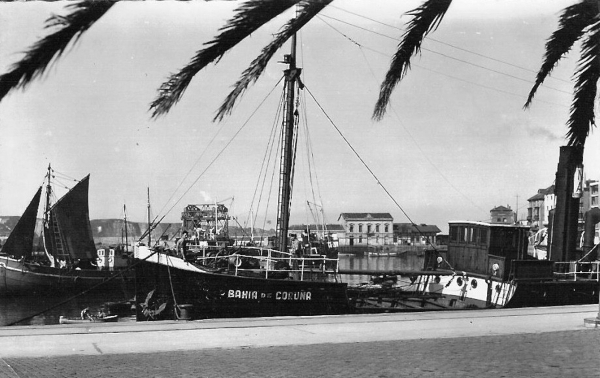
1, 329, 598, 378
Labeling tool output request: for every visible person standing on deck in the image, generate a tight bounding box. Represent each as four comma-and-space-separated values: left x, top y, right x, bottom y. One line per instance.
177, 231, 189, 260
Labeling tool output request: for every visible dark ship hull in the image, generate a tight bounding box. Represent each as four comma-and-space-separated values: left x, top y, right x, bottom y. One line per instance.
0, 256, 133, 296
134, 249, 349, 320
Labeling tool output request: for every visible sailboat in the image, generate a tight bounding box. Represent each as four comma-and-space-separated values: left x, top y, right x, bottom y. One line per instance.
0, 166, 133, 295
133, 30, 352, 320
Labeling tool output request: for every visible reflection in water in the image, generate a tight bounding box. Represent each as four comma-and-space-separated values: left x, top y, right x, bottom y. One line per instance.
0, 290, 131, 326
339, 252, 424, 285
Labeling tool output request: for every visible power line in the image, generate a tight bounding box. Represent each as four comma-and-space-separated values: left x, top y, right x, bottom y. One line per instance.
317, 16, 568, 109
317, 12, 571, 96
326, 4, 571, 85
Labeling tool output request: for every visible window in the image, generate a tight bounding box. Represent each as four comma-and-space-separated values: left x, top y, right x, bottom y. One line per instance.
593, 197, 598, 206
593, 185, 598, 195
460, 227, 468, 242
480, 228, 488, 244
450, 226, 459, 242
375, 224, 380, 233
349, 224, 354, 233
367, 224, 372, 233
384, 224, 389, 233
358, 224, 363, 233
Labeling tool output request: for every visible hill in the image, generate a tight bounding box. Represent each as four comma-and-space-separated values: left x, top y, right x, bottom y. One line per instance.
0, 216, 275, 247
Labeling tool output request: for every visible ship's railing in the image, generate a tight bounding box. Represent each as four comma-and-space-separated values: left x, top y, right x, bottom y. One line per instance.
553, 261, 600, 282
193, 246, 339, 280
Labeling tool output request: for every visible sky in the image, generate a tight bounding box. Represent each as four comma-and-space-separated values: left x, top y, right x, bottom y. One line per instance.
0, 0, 592, 234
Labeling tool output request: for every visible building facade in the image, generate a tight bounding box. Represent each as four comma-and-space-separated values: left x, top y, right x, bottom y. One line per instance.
490, 205, 515, 224
338, 213, 394, 246
393, 223, 441, 245
527, 181, 598, 235
527, 185, 554, 230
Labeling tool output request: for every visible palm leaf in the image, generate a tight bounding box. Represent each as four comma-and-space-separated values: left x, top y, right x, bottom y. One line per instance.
372, 0, 453, 120
566, 18, 600, 147
0, 1, 115, 103
213, 0, 333, 122
525, 0, 597, 108
150, 0, 300, 119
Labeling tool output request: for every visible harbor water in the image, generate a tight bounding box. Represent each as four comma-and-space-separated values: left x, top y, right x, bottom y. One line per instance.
338, 251, 424, 285
0, 253, 423, 326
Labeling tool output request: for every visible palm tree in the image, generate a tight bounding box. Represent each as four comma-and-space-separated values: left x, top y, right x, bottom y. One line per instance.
0, 0, 597, 149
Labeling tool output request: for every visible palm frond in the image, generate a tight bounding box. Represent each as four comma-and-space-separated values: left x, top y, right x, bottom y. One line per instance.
150, 0, 300, 119
213, 0, 333, 122
566, 18, 600, 147
0, 1, 115, 103
525, 0, 597, 108
372, 0, 452, 120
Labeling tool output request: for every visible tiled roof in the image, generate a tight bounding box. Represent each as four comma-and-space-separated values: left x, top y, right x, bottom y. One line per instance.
528, 185, 554, 201
288, 224, 345, 232
393, 223, 441, 234
491, 205, 512, 212
338, 213, 393, 221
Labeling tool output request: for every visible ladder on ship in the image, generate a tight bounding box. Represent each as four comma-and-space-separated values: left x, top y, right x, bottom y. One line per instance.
49, 211, 70, 263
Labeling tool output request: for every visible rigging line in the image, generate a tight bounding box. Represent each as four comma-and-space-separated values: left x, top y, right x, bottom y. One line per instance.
300, 92, 326, 225
303, 85, 418, 227
233, 216, 253, 241
247, 88, 285, 232
357, 46, 488, 216
158, 76, 285, 224
361, 44, 484, 216
154, 120, 229, 221
326, 4, 572, 85
5, 249, 161, 326
325, 21, 568, 109
262, 115, 282, 237
51, 172, 79, 183
298, 93, 315, 225
316, 14, 572, 96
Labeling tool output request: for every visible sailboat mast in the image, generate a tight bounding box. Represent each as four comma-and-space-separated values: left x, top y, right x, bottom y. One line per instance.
276, 30, 300, 252
44, 164, 52, 223
124, 204, 129, 252
147, 188, 151, 246
42, 164, 53, 264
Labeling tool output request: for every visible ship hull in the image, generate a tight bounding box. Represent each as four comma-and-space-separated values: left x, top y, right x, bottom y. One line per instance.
348, 271, 598, 311
134, 251, 350, 320
505, 279, 598, 308
0, 255, 133, 296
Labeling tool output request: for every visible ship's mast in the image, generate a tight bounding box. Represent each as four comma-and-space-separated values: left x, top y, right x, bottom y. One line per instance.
147, 188, 151, 246
44, 164, 52, 222
276, 30, 301, 253
123, 204, 129, 252
42, 164, 55, 267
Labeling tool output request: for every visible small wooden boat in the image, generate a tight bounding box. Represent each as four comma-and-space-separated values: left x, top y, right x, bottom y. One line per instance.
59, 315, 118, 324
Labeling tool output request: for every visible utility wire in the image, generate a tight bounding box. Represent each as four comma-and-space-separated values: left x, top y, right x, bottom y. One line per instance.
317, 13, 571, 96
326, 4, 572, 84
318, 16, 569, 109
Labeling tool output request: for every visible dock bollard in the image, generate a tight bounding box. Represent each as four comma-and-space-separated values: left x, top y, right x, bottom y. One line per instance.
177, 304, 194, 320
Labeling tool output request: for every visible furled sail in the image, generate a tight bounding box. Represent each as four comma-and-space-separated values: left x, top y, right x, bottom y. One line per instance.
44, 175, 96, 261
1, 187, 42, 259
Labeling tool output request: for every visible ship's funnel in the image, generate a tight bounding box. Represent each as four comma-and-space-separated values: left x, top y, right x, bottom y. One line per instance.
549, 146, 583, 262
